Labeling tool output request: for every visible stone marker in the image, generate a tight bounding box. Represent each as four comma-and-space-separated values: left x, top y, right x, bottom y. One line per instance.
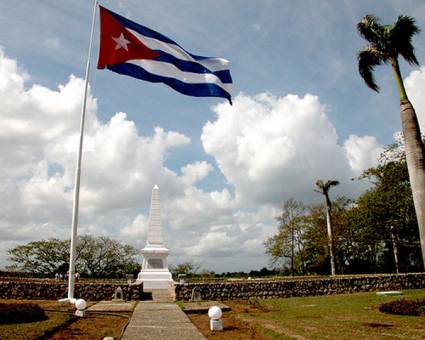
191, 287, 202, 302
113, 287, 124, 301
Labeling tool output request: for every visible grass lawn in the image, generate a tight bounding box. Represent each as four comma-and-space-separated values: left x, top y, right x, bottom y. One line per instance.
188, 289, 425, 339
0, 299, 131, 340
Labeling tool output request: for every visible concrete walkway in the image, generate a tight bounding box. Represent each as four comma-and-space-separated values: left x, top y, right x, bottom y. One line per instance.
121, 301, 206, 340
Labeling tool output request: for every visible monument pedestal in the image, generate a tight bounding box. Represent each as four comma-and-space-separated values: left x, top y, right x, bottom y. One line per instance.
137, 271, 173, 289
137, 185, 173, 290
137, 245, 173, 289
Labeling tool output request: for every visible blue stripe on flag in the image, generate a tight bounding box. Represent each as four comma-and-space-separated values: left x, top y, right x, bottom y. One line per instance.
153, 52, 232, 84
104, 7, 178, 46
102, 6, 232, 103
105, 7, 227, 66
108, 63, 232, 103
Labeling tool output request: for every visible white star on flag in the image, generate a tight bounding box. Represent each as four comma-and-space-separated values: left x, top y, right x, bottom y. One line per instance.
112, 33, 131, 51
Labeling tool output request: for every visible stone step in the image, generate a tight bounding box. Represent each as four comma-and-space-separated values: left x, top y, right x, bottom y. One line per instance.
145, 288, 176, 302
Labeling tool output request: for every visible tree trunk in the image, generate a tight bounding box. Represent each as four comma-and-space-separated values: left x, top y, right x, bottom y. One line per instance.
325, 199, 336, 276
390, 225, 400, 274
400, 100, 425, 270
291, 226, 295, 276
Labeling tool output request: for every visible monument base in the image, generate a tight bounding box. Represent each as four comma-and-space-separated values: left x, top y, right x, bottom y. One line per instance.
137, 270, 173, 290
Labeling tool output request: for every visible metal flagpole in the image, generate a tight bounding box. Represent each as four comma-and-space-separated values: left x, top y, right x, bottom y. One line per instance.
61, 0, 98, 303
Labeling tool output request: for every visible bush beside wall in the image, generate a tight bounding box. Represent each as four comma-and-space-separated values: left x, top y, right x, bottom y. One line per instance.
175, 273, 425, 301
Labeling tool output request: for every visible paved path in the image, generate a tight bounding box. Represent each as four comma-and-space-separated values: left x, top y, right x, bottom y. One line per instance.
121, 301, 206, 340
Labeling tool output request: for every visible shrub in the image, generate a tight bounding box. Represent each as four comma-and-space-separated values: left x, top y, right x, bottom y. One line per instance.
379, 299, 425, 316
0, 302, 47, 324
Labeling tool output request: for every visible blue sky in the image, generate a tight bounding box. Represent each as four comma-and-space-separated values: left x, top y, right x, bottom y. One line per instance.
1, 0, 425, 272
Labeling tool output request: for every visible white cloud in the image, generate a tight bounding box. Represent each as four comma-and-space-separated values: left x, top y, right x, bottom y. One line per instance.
180, 161, 213, 185
0, 49, 192, 264
405, 66, 425, 132
202, 93, 382, 206
0, 49, 386, 272
120, 214, 149, 238
344, 135, 383, 173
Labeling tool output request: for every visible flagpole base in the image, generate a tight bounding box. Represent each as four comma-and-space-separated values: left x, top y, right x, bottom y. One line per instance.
58, 298, 77, 304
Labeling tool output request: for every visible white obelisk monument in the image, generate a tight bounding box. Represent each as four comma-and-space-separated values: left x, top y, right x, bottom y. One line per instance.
137, 185, 173, 289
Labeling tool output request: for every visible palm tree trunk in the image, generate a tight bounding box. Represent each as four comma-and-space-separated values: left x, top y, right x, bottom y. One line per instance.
400, 100, 425, 269
391, 58, 425, 270
325, 199, 336, 276
391, 58, 408, 101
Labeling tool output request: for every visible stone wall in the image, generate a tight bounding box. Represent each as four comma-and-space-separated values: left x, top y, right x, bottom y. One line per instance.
175, 273, 425, 301
0, 278, 143, 301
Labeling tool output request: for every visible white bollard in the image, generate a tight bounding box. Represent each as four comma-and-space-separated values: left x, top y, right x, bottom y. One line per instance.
208, 306, 223, 331
75, 298, 87, 317
210, 319, 223, 331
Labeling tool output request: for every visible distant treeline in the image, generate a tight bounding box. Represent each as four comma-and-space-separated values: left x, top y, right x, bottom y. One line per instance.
265, 141, 423, 275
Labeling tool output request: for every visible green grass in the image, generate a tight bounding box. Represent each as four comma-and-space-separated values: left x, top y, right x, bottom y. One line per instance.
176, 300, 185, 311
235, 289, 425, 340
0, 300, 73, 339
0, 299, 132, 339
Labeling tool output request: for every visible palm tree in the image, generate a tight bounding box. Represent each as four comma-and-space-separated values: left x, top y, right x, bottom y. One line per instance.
315, 179, 339, 276
357, 14, 425, 270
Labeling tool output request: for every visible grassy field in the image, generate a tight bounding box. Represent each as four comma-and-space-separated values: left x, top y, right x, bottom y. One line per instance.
2, 290, 425, 339
0, 300, 73, 339
188, 289, 425, 339
0, 299, 131, 340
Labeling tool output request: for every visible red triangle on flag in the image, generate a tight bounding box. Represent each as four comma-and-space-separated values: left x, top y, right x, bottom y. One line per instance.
97, 6, 159, 69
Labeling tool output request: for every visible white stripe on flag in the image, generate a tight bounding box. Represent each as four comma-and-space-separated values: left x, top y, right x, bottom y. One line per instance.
127, 59, 232, 93
128, 28, 230, 72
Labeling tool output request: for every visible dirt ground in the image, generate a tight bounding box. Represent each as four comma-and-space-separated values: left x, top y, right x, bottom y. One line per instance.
49, 311, 131, 339
0, 299, 131, 340
187, 301, 272, 340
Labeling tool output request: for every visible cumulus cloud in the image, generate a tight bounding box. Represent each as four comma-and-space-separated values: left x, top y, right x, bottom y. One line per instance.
0, 48, 385, 272
180, 161, 213, 185
405, 66, 425, 132
202, 93, 382, 206
0, 49, 193, 265
344, 135, 383, 173
120, 214, 149, 238
0, 48, 268, 272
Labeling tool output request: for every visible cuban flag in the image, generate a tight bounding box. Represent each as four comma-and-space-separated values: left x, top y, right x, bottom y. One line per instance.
97, 6, 232, 104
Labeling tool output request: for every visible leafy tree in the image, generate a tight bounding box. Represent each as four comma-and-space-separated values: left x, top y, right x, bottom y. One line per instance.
357, 143, 421, 272
357, 14, 425, 269
7, 235, 140, 278
300, 204, 329, 275
170, 261, 201, 278
7, 239, 69, 275
248, 267, 279, 277
76, 235, 140, 277
302, 198, 353, 275
264, 142, 422, 275
315, 180, 339, 275
264, 198, 307, 275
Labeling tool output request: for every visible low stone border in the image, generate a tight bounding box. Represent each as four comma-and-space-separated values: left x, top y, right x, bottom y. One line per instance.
175, 273, 425, 301
0, 279, 143, 301
183, 301, 231, 314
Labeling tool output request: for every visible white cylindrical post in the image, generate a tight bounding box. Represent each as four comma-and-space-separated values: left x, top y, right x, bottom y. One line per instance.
65, 0, 98, 302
